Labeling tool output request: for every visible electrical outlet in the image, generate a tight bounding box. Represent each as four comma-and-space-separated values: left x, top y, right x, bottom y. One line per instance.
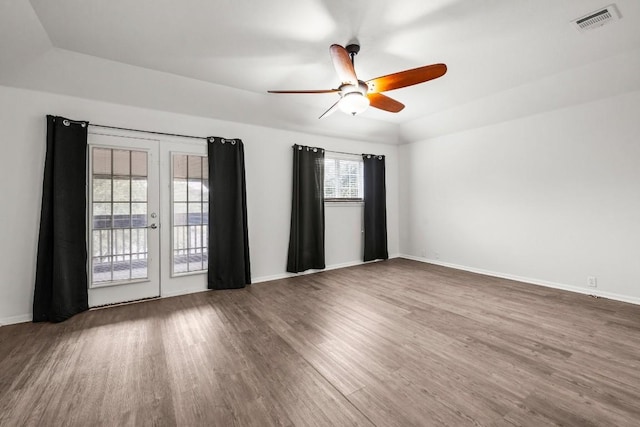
587, 276, 597, 288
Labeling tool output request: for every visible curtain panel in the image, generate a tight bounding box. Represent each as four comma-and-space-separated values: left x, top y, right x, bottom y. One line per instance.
33, 116, 89, 322
287, 145, 325, 273
207, 137, 251, 289
362, 154, 388, 262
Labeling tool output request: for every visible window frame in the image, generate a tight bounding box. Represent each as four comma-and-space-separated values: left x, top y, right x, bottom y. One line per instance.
323, 152, 364, 203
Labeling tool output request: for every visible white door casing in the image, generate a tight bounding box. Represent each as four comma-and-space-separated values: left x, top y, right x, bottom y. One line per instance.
87, 131, 209, 307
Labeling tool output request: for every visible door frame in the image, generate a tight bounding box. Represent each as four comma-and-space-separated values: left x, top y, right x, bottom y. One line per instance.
86, 132, 161, 307
86, 130, 209, 307
158, 137, 209, 298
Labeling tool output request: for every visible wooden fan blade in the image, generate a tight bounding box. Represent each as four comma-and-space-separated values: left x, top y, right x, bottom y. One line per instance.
330, 44, 358, 85
268, 89, 339, 94
318, 99, 341, 119
367, 93, 405, 113
366, 63, 447, 93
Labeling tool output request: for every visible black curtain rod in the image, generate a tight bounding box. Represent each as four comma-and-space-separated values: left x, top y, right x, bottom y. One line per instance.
293, 144, 368, 158
326, 149, 364, 157
327, 149, 385, 158
89, 123, 208, 141
86, 123, 380, 157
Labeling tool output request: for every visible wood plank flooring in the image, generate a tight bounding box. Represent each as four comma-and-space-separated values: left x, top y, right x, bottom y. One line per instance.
1, 258, 640, 426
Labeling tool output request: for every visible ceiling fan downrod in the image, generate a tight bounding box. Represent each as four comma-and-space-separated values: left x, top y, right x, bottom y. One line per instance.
345, 44, 360, 65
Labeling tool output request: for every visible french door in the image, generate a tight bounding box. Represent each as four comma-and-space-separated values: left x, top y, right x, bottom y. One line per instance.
87, 134, 160, 306
87, 132, 209, 307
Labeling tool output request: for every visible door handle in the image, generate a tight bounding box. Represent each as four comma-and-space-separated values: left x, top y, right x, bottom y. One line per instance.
147, 223, 158, 230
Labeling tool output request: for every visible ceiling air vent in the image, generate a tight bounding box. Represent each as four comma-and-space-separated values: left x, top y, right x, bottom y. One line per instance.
572, 4, 621, 32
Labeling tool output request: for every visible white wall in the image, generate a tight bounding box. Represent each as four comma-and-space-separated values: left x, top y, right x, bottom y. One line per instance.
0, 84, 399, 324
399, 90, 640, 303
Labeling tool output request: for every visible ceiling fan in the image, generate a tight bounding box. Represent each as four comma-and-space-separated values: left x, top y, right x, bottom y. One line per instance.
268, 44, 447, 118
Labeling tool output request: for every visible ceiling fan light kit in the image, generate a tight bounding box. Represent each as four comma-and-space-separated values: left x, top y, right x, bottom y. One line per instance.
338, 80, 370, 115
339, 92, 370, 115
268, 43, 447, 119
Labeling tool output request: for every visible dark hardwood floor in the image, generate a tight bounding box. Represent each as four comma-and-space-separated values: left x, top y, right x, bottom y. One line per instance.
1, 258, 640, 426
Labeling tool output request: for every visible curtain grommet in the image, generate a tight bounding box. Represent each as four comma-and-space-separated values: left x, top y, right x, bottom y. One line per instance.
367, 155, 371, 159
63, 119, 70, 127
231, 140, 236, 145
298, 146, 303, 150
81, 122, 87, 128
313, 148, 317, 152
378, 156, 383, 160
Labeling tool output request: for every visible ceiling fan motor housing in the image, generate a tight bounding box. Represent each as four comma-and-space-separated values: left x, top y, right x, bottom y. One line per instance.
338, 80, 370, 115
339, 81, 368, 96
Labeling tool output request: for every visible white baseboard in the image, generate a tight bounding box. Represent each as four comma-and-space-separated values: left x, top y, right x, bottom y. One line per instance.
0, 254, 403, 327
400, 254, 640, 306
0, 313, 32, 327
252, 254, 401, 284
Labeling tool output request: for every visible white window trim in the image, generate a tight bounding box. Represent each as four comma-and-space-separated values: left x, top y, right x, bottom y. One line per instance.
325, 200, 364, 207
324, 152, 364, 202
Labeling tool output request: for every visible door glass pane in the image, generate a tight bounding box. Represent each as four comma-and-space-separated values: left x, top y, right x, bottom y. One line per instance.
131, 151, 147, 176
173, 155, 187, 179
188, 179, 202, 202
172, 153, 208, 274
93, 178, 111, 202
91, 147, 148, 285
188, 156, 202, 179
202, 180, 209, 202
188, 226, 203, 271
131, 178, 147, 202
188, 203, 202, 225
173, 179, 187, 202
132, 203, 147, 227
174, 203, 187, 226
113, 203, 131, 228
93, 148, 111, 175
112, 150, 130, 176
93, 203, 112, 229
113, 179, 130, 202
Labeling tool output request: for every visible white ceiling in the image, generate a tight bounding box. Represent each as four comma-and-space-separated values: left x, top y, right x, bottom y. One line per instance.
1, 0, 640, 143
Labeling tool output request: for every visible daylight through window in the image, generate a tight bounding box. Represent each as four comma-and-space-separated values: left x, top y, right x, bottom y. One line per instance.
91, 147, 149, 284
324, 154, 364, 201
172, 154, 209, 274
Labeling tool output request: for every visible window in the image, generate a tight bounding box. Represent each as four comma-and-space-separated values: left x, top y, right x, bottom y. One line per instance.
172, 154, 208, 274
324, 153, 364, 201
91, 147, 149, 284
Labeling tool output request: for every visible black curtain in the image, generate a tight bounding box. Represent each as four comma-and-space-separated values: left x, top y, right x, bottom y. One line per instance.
363, 154, 388, 262
33, 116, 89, 322
207, 137, 251, 289
287, 145, 325, 273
